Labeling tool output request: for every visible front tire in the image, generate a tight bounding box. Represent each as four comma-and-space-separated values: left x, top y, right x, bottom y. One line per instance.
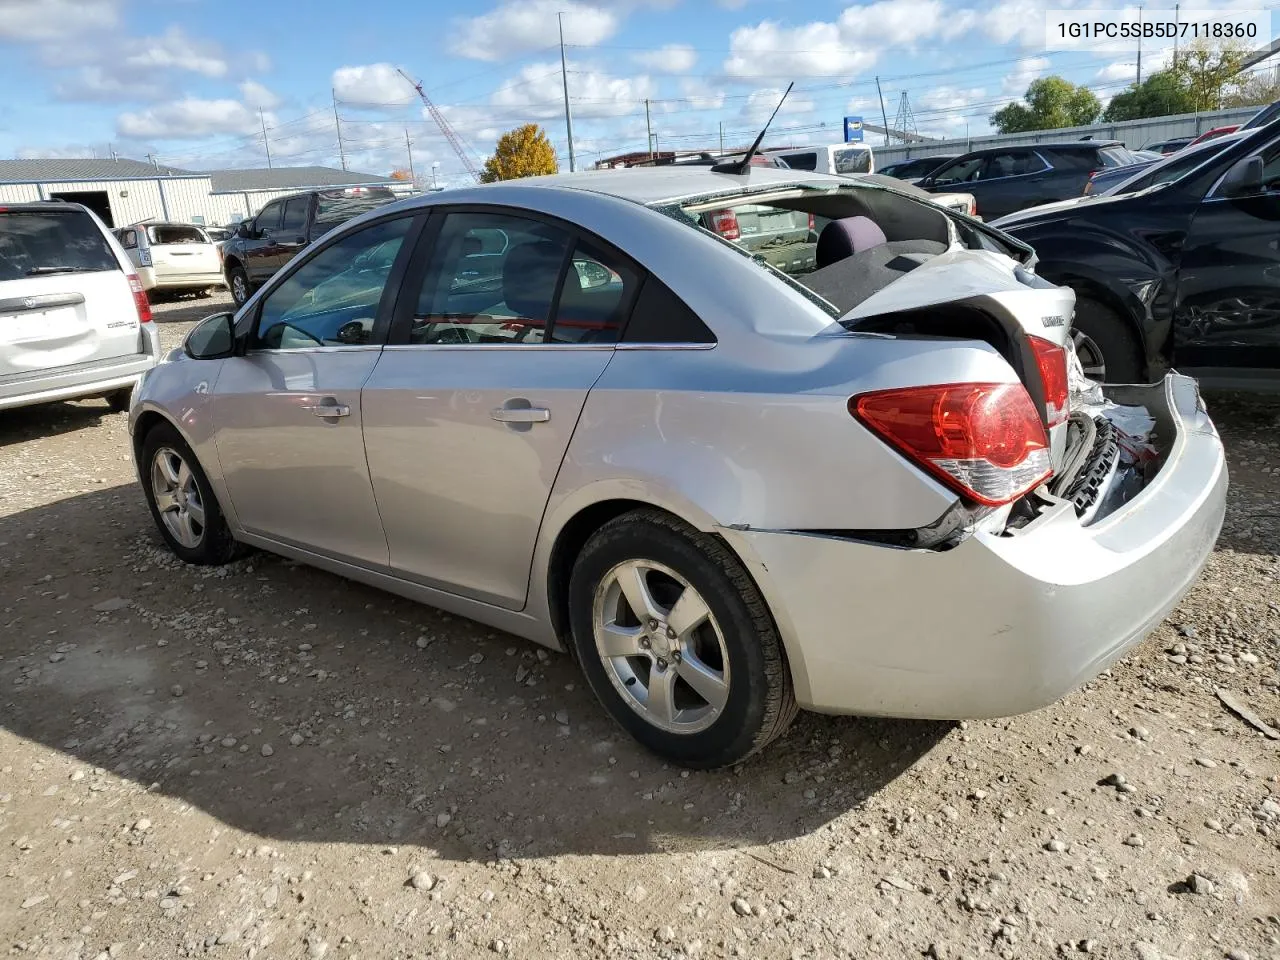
568, 509, 797, 768
228, 266, 251, 307
139, 421, 241, 565
1071, 296, 1144, 383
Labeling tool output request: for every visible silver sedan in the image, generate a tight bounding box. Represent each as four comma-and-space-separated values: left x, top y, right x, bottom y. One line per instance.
129, 167, 1227, 768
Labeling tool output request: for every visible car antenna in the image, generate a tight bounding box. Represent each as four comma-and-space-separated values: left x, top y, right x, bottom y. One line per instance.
711, 82, 793, 175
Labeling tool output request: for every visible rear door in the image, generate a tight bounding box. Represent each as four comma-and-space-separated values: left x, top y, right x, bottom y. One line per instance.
272, 195, 311, 272
146, 224, 220, 281
362, 208, 637, 609
0, 206, 139, 378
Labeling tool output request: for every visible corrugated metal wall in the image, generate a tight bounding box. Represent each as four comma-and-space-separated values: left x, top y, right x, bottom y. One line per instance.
870, 105, 1261, 166
0, 183, 43, 203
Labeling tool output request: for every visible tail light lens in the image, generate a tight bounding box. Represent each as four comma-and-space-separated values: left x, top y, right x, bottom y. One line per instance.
808, 212, 815, 233
1029, 336, 1069, 426
851, 383, 1052, 506
127, 274, 153, 324
708, 209, 740, 241
968, 198, 978, 217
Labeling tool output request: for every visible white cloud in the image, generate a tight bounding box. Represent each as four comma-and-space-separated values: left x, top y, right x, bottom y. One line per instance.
1094, 61, 1137, 84
54, 66, 157, 103
122, 26, 227, 78
452, 0, 619, 61
677, 78, 726, 111
490, 60, 654, 120
723, 20, 876, 79
1001, 56, 1050, 96
837, 0, 974, 46
978, 0, 1051, 48
239, 80, 282, 109
117, 99, 267, 139
0, 0, 118, 41
916, 86, 986, 112
632, 43, 696, 73
332, 63, 415, 108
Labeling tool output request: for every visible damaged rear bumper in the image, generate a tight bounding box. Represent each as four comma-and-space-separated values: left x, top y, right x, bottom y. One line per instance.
720, 373, 1226, 719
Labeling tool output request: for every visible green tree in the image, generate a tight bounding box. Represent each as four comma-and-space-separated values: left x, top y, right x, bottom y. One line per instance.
1102, 70, 1196, 121
1225, 68, 1280, 109
479, 124, 558, 183
991, 76, 1102, 134
1170, 40, 1251, 110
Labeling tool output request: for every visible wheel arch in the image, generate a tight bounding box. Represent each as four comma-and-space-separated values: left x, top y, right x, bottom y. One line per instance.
1034, 262, 1163, 375
131, 405, 238, 531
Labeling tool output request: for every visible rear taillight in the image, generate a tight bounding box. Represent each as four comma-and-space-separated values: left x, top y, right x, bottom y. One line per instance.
708, 209, 740, 241
968, 198, 978, 217
128, 274, 152, 323
808, 212, 815, 233
851, 382, 1052, 506
1029, 336, 1069, 427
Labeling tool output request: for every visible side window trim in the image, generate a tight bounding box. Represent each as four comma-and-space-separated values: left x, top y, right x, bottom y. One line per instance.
236, 211, 428, 351
385, 203, 650, 348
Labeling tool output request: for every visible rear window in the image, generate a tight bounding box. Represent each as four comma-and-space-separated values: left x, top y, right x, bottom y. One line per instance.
779, 152, 818, 171
833, 148, 872, 174
315, 190, 397, 231
1097, 145, 1138, 167
147, 224, 207, 245
0, 209, 118, 282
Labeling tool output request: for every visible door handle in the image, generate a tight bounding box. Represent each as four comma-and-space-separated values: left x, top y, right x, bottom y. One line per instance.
300, 398, 351, 418
491, 406, 550, 423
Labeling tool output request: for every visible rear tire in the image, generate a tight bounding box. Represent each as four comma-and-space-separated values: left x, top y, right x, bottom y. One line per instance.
104, 387, 133, 413
139, 421, 242, 565
1071, 296, 1144, 383
567, 509, 797, 769
228, 266, 251, 307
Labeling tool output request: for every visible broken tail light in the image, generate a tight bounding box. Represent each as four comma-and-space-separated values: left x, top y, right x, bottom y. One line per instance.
1029, 336, 1069, 427
708, 209, 740, 241
851, 382, 1052, 506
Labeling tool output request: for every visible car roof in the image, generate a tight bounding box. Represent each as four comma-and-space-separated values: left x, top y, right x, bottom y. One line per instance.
462, 166, 859, 206
963, 141, 1121, 157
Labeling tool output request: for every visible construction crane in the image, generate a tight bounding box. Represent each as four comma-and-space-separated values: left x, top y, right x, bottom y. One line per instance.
396, 68, 481, 182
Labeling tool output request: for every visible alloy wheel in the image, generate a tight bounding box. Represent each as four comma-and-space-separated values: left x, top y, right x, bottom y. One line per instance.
591, 559, 730, 734
1071, 327, 1107, 381
151, 447, 206, 549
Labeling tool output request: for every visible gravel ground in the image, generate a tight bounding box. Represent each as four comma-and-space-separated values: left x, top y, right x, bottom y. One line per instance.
1, 299, 1278, 960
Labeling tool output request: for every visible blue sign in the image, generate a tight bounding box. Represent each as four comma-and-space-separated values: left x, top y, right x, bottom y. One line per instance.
843, 116, 864, 143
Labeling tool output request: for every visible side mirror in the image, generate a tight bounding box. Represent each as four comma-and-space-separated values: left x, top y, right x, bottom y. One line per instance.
1221, 156, 1264, 197
184, 312, 236, 360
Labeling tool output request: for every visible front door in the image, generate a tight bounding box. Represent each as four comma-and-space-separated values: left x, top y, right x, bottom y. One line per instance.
245, 200, 283, 284
362, 209, 639, 609
1175, 136, 1280, 374
271, 195, 311, 273
210, 214, 417, 566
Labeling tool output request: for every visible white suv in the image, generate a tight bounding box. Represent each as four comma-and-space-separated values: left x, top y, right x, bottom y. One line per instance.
114, 222, 225, 297
0, 202, 161, 412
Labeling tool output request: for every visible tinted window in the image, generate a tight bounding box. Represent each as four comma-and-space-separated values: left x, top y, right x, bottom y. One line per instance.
314, 191, 396, 232
781, 152, 818, 171
980, 151, 1048, 179
281, 197, 309, 233
553, 239, 637, 344
1120, 140, 1229, 193
0, 209, 118, 282
410, 212, 570, 346
255, 201, 283, 233
932, 157, 984, 184
119, 229, 137, 249
253, 217, 411, 350
147, 225, 206, 245
1098, 145, 1139, 167
833, 147, 871, 174
624, 275, 715, 344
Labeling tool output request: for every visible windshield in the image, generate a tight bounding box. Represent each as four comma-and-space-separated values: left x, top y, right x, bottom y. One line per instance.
147, 224, 208, 245
0, 209, 118, 281
1098, 145, 1139, 167
833, 147, 872, 174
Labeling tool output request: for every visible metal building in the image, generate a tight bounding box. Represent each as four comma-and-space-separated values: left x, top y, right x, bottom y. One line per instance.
0, 158, 407, 229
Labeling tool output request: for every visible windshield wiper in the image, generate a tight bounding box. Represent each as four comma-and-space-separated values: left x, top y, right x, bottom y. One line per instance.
25, 266, 96, 276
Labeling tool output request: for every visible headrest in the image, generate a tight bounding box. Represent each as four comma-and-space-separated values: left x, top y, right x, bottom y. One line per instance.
502, 241, 569, 322
815, 216, 888, 268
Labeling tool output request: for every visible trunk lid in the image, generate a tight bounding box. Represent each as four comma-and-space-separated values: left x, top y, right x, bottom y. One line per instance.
146, 224, 220, 277
838, 249, 1075, 470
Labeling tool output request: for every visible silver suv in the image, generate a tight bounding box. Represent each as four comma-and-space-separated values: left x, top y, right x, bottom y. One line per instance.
0, 202, 161, 412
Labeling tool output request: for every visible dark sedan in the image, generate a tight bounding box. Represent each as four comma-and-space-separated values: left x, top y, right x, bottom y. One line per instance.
995, 121, 1280, 389
917, 141, 1140, 219
877, 155, 957, 181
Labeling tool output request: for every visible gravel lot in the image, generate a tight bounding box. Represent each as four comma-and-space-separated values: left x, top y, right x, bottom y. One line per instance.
2, 293, 1278, 960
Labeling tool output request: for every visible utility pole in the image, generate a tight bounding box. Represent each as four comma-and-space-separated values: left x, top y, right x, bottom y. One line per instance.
332, 89, 347, 171
645, 99, 653, 157
719, 121, 724, 155
875, 76, 890, 146
405, 129, 416, 186
1173, 3, 1180, 69
1136, 4, 1144, 85
558, 12, 576, 172
145, 153, 159, 170
259, 109, 272, 169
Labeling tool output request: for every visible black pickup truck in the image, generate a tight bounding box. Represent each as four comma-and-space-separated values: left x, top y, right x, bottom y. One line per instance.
222, 186, 398, 306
